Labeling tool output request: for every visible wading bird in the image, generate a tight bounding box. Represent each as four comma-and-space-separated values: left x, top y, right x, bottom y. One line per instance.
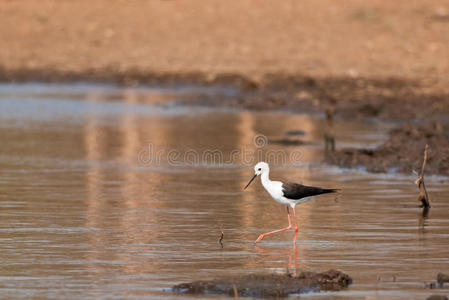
244, 162, 337, 243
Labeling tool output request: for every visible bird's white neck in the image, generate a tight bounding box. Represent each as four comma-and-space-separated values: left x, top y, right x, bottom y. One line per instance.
261, 171, 271, 186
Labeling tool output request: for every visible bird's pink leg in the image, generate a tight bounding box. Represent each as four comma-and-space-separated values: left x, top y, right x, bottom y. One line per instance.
255, 206, 292, 243
293, 206, 299, 244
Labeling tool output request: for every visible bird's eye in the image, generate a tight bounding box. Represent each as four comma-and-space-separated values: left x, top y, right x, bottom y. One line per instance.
258, 168, 261, 171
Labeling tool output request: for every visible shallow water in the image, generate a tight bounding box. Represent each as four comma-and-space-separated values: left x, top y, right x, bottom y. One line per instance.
0, 83, 448, 299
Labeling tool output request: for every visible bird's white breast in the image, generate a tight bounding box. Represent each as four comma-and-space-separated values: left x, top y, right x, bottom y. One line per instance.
261, 179, 287, 204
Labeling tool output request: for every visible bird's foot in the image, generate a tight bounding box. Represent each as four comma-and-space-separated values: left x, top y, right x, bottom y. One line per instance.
254, 234, 265, 243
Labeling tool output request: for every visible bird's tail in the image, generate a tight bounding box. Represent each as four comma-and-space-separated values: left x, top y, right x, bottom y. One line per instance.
322, 188, 339, 194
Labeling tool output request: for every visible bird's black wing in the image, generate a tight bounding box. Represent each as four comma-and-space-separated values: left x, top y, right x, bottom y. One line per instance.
282, 182, 337, 200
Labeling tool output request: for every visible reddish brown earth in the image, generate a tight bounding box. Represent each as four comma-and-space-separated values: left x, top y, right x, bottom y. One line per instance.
1, 0, 449, 88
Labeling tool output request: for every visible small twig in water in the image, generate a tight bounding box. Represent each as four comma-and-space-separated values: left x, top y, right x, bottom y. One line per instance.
414, 144, 430, 208
218, 225, 224, 247
324, 106, 336, 156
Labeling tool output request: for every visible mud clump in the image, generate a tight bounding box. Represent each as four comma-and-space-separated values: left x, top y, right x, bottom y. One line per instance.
437, 273, 449, 286
172, 269, 352, 298
328, 122, 449, 175
427, 295, 449, 300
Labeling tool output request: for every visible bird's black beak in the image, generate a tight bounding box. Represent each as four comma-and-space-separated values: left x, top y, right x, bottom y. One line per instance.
244, 174, 257, 189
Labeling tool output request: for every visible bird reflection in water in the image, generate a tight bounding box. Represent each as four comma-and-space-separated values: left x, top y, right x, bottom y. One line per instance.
254, 243, 299, 276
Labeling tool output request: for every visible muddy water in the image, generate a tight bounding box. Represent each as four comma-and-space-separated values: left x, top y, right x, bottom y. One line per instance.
0, 83, 448, 299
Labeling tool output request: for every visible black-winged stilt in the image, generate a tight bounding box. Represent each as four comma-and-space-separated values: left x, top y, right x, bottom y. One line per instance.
244, 162, 337, 243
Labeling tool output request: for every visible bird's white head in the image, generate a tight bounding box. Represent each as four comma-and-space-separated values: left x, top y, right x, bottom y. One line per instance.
244, 162, 269, 189
254, 161, 269, 176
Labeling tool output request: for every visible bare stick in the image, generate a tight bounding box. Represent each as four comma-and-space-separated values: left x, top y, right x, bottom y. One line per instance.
414, 144, 430, 208
324, 106, 336, 155
218, 224, 224, 247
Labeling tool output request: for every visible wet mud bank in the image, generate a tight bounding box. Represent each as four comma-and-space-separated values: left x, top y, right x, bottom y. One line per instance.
328, 122, 449, 175
172, 269, 352, 298
186, 73, 449, 120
